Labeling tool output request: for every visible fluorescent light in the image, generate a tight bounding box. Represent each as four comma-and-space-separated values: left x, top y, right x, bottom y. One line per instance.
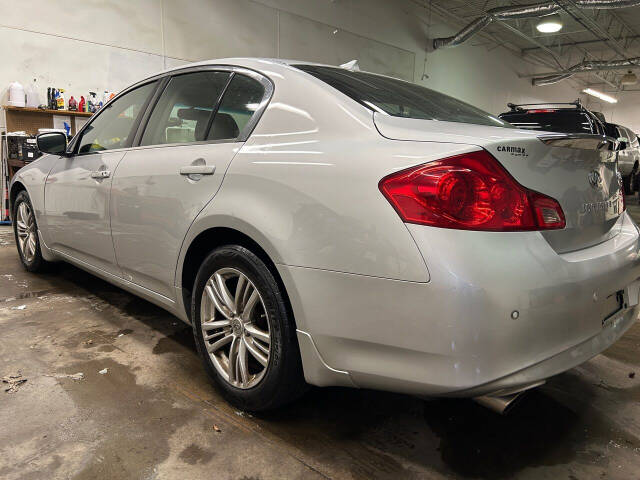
536, 14, 563, 33
582, 88, 618, 104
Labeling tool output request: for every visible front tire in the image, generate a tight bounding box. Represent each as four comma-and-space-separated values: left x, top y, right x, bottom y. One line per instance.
12, 191, 50, 273
191, 245, 307, 411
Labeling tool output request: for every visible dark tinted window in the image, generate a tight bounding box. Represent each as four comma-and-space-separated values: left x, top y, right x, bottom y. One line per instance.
295, 64, 509, 128
498, 111, 595, 134
141, 72, 231, 146
77, 81, 156, 153
208, 74, 265, 140
603, 122, 619, 138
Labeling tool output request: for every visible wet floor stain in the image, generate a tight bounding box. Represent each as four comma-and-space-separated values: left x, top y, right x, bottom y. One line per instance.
61, 329, 117, 350
0, 288, 59, 302
251, 379, 640, 479
254, 387, 437, 479
178, 443, 214, 465
57, 358, 195, 480
153, 327, 196, 355
422, 392, 581, 478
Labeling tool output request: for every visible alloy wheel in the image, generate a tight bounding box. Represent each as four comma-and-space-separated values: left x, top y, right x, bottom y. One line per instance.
200, 268, 271, 389
16, 202, 36, 263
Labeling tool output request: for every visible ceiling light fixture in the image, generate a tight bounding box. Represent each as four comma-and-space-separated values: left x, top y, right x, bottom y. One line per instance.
536, 13, 563, 33
582, 88, 618, 104
621, 70, 638, 86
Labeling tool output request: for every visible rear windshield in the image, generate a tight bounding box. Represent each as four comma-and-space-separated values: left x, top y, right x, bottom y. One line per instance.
498, 110, 595, 134
295, 65, 509, 128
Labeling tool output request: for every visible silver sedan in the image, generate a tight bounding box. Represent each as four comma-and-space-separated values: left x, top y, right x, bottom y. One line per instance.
10, 58, 640, 413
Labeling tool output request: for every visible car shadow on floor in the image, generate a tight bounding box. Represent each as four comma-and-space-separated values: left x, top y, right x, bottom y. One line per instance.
51, 261, 621, 479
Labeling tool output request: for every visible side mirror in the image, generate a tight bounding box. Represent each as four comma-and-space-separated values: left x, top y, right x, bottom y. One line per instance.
36, 132, 68, 155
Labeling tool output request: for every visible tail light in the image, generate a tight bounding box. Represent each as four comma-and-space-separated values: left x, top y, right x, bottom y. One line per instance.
379, 150, 565, 231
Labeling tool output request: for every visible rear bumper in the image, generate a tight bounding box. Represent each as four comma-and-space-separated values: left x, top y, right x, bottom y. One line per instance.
450, 304, 637, 397
283, 211, 640, 397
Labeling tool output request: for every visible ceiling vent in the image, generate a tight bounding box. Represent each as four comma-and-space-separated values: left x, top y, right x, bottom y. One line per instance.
621, 70, 638, 85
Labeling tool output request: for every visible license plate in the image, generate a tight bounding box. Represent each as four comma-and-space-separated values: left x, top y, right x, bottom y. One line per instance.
602, 290, 624, 328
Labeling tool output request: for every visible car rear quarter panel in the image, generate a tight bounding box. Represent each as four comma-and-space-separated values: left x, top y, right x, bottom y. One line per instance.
176, 65, 478, 329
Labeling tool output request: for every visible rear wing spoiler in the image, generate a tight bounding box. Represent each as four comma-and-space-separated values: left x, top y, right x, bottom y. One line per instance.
538, 133, 619, 151
507, 100, 585, 112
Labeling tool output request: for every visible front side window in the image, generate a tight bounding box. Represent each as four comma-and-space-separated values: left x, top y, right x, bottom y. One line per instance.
77, 81, 157, 154
295, 64, 508, 128
141, 71, 231, 146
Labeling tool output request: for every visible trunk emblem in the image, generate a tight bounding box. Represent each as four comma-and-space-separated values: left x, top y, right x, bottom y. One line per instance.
588, 170, 602, 189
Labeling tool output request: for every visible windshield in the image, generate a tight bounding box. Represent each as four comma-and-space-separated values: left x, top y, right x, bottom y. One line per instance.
295, 65, 509, 128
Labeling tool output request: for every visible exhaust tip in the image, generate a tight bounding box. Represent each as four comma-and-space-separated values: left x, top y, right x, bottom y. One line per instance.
473, 380, 545, 414
473, 391, 525, 415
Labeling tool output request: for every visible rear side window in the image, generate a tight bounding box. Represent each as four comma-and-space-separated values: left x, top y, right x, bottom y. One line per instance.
77, 81, 157, 154
141, 71, 231, 146
295, 64, 508, 128
620, 126, 637, 146
208, 74, 265, 140
499, 111, 595, 134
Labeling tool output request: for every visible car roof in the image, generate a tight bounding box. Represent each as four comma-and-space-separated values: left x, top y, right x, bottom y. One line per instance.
154, 57, 332, 77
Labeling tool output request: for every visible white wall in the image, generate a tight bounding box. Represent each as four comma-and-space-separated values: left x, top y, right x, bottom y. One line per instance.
585, 90, 640, 133
0, 0, 584, 130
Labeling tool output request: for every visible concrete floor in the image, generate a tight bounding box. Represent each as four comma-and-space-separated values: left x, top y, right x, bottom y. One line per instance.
1, 210, 639, 480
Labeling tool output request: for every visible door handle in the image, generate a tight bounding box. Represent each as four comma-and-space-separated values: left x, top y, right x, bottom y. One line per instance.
90, 170, 111, 179
179, 165, 216, 175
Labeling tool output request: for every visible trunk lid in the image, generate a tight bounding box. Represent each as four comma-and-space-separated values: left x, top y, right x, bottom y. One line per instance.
374, 114, 623, 253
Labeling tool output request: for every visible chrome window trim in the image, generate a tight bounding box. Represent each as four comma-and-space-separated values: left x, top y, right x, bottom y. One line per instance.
124, 139, 244, 152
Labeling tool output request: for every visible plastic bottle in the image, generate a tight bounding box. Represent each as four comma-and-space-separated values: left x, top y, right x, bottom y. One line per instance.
53, 89, 59, 110
88, 91, 97, 113
25, 79, 40, 108
68, 96, 77, 111
57, 89, 66, 110
78, 96, 85, 112
8, 81, 25, 107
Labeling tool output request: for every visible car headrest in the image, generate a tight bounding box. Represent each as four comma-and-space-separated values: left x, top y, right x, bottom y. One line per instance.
177, 107, 210, 121
209, 113, 239, 140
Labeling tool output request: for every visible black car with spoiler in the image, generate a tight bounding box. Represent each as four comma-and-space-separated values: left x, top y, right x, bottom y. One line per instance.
498, 101, 606, 135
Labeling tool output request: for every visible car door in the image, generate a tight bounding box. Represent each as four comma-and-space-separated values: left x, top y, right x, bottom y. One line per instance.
110, 68, 271, 299
44, 81, 158, 275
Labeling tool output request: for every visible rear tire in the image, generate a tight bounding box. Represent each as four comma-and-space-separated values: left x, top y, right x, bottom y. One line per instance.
12, 191, 51, 273
191, 245, 307, 411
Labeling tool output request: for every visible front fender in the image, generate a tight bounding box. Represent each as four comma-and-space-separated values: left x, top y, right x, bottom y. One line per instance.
9, 155, 59, 242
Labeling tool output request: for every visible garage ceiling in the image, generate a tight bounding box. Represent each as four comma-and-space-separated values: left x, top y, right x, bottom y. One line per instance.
421, 0, 640, 89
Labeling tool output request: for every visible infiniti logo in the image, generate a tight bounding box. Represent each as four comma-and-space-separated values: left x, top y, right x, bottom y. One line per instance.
588, 170, 602, 189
